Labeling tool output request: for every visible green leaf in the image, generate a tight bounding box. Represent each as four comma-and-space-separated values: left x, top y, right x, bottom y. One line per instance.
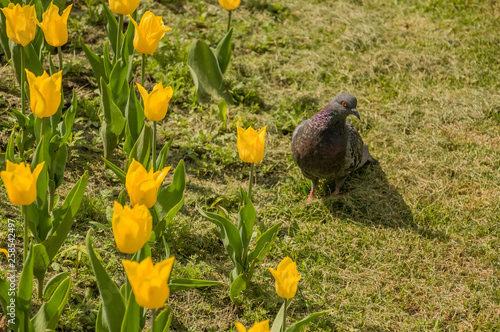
124, 82, 145, 154
43, 272, 71, 300
85, 229, 125, 332
169, 279, 222, 293
218, 99, 227, 128
109, 59, 130, 110
0, 12, 11, 59
102, 157, 126, 184
188, 39, 231, 104
215, 27, 233, 74
58, 90, 77, 144
248, 223, 281, 265
150, 307, 172, 332
10, 43, 44, 85
103, 4, 119, 55
156, 136, 174, 171
31, 276, 72, 331
271, 301, 287, 332
154, 160, 186, 235
104, 41, 112, 78
285, 310, 329, 332
17, 245, 35, 332
52, 144, 68, 189
10, 109, 28, 127
238, 190, 256, 250
81, 39, 107, 88
121, 292, 140, 332
6, 129, 16, 163
126, 124, 152, 171
198, 207, 243, 267
100, 77, 126, 158
229, 273, 247, 305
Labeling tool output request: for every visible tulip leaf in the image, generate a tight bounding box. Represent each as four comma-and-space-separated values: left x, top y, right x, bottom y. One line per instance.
156, 136, 174, 171
271, 300, 289, 332
121, 20, 136, 71
0, 278, 11, 320
215, 27, 233, 75
10, 43, 44, 86
229, 273, 247, 305
248, 223, 281, 265
53, 144, 68, 189
86, 229, 125, 332
0, 13, 11, 59
154, 160, 186, 234
121, 292, 140, 332
188, 39, 231, 104
43, 272, 71, 300
32, 243, 50, 287
102, 157, 126, 184
218, 99, 227, 129
104, 41, 113, 79
10, 108, 28, 127
126, 123, 152, 171
238, 190, 256, 250
17, 245, 35, 332
169, 278, 222, 293
6, 129, 16, 163
58, 90, 77, 144
96, 303, 108, 332
110, 59, 130, 111
150, 307, 172, 332
31, 276, 72, 331
285, 310, 330, 332
100, 77, 126, 158
198, 207, 243, 266
124, 82, 145, 155
81, 39, 107, 88
103, 3, 119, 56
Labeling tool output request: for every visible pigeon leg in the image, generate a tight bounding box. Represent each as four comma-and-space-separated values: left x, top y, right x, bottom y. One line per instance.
334, 176, 347, 195
307, 180, 318, 201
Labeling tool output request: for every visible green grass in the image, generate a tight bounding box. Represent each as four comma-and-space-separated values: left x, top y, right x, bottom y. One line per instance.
1, 0, 500, 330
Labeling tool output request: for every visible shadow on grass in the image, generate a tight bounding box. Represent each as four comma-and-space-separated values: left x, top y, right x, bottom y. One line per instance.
322, 163, 448, 241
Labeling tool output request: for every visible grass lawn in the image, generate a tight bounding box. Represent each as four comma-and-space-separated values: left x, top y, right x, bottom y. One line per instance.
1, 0, 499, 330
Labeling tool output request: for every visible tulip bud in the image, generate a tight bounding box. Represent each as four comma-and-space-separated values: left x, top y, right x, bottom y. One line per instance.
0, 4, 37, 46
25, 69, 62, 118
218, 0, 241, 11
123, 256, 175, 309
126, 159, 171, 208
109, 0, 140, 16
112, 202, 152, 254
38, 3, 73, 47
237, 126, 267, 163
234, 320, 270, 332
1, 161, 45, 206
268, 257, 301, 299
128, 12, 171, 55
136, 83, 173, 122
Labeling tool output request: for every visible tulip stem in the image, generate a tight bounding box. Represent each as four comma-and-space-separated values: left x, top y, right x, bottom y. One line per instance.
58, 46, 63, 72
248, 163, 254, 199
22, 205, 28, 263
141, 53, 146, 87
227, 10, 232, 32
20, 46, 26, 115
282, 299, 287, 332
152, 121, 157, 171
115, 14, 124, 65
38, 274, 45, 299
150, 309, 157, 331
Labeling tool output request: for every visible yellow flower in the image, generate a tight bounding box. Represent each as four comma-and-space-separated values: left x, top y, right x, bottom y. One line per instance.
218, 0, 240, 11
0, 4, 37, 46
123, 256, 175, 309
268, 257, 301, 299
128, 12, 171, 55
136, 83, 173, 122
0, 161, 45, 206
108, 0, 139, 16
237, 126, 267, 163
0, 248, 8, 259
25, 69, 62, 118
112, 201, 152, 254
126, 159, 171, 208
234, 320, 270, 332
38, 3, 72, 47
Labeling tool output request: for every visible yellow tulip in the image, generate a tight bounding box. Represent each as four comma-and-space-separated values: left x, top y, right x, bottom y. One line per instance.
0, 4, 37, 46
268, 257, 301, 299
128, 12, 171, 55
237, 126, 267, 163
136, 83, 173, 122
112, 201, 152, 254
123, 256, 175, 309
25, 69, 62, 118
0, 248, 8, 259
126, 159, 171, 208
109, 0, 139, 16
38, 3, 72, 47
234, 320, 270, 332
218, 0, 240, 11
0, 161, 45, 206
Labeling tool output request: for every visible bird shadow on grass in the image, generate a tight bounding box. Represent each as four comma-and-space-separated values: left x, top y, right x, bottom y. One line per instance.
321, 163, 448, 241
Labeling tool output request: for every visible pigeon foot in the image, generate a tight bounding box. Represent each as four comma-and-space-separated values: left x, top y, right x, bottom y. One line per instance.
307, 189, 314, 201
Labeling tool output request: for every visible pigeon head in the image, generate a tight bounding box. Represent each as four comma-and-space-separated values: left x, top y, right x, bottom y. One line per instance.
328, 93, 360, 120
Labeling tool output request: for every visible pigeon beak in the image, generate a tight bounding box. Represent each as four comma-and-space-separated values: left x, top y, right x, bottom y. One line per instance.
351, 109, 361, 120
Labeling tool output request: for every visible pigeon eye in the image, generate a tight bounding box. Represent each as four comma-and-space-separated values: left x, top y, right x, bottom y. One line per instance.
342, 102, 347, 107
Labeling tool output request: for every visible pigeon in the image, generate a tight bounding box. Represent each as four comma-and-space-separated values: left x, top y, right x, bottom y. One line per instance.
291, 93, 377, 200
